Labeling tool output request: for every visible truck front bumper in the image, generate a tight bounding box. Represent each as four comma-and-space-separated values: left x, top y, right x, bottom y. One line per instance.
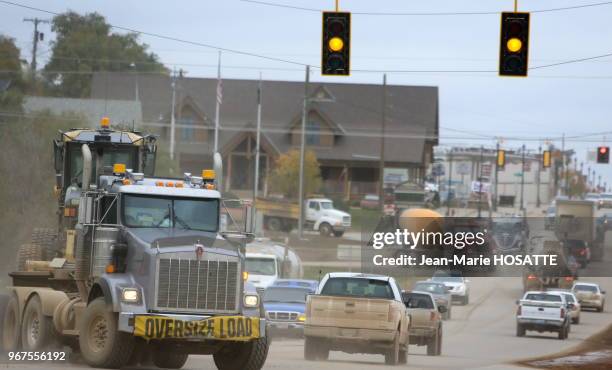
119, 312, 266, 341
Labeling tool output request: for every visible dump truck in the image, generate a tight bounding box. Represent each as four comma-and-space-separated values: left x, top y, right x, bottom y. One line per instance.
522, 231, 577, 292
3, 120, 268, 370
255, 197, 350, 237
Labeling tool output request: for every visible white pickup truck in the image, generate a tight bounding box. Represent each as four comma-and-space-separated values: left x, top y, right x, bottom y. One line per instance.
304, 273, 410, 365
516, 291, 572, 340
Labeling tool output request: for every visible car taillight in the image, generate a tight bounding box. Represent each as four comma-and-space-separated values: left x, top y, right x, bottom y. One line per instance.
388, 305, 393, 321
560, 308, 565, 318
579, 248, 586, 256
430, 311, 436, 321
565, 276, 574, 282
527, 274, 537, 280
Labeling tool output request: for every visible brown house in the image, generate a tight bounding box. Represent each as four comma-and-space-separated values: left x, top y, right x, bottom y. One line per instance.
91, 73, 439, 200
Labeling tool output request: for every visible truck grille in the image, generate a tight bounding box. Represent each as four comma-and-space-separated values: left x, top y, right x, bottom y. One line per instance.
343, 216, 351, 226
268, 311, 299, 321
156, 257, 240, 313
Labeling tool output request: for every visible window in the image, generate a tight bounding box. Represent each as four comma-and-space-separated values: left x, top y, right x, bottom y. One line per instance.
309, 202, 319, 210
306, 120, 320, 145
180, 116, 195, 141
320, 278, 393, 299
263, 287, 310, 303
245, 258, 277, 276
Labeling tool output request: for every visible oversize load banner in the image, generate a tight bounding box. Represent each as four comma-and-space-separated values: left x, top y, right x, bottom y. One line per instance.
134, 315, 260, 341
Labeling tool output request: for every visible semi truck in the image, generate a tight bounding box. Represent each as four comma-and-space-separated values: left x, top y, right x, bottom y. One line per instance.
256, 197, 350, 237
3, 121, 268, 370
245, 238, 303, 292
555, 199, 603, 261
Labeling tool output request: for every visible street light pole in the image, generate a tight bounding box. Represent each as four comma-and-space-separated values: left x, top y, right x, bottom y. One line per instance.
170, 68, 177, 161
477, 146, 484, 218
378, 74, 387, 214
298, 66, 310, 239
520, 144, 526, 211
494, 141, 499, 212
536, 145, 541, 208
446, 149, 453, 216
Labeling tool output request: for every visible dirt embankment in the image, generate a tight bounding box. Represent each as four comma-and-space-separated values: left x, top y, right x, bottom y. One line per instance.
517, 323, 612, 370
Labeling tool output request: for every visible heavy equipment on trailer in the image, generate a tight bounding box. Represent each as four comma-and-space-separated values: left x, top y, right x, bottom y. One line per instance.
3, 119, 268, 370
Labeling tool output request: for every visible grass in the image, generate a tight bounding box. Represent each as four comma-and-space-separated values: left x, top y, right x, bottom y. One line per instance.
348, 207, 382, 231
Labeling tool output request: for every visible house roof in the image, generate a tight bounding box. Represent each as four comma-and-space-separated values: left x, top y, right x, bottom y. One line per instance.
90, 73, 438, 165
23, 96, 142, 128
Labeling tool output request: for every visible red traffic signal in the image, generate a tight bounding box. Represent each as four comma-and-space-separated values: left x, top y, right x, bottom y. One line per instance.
597, 146, 610, 164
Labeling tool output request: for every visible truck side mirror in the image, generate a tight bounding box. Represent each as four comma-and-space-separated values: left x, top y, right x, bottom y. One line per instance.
438, 305, 447, 314
602, 290, 606, 294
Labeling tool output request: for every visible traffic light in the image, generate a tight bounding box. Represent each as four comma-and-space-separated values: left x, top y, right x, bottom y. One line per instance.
499, 12, 530, 77
497, 149, 506, 169
597, 146, 610, 164
322, 12, 350, 76
542, 150, 551, 168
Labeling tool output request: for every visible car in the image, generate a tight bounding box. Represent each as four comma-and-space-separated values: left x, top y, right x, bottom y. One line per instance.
413, 281, 452, 320
545, 205, 556, 229
304, 273, 410, 365
547, 289, 581, 324
516, 291, 572, 340
271, 279, 319, 293
430, 270, 470, 305
360, 194, 380, 209
263, 285, 311, 337
598, 193, 612, 208
402, 291, 444, 356
490, 218, 527, 254
572, 282, 606, 312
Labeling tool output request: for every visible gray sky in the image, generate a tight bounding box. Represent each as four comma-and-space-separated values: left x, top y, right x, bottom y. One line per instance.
2, 0, 612, 185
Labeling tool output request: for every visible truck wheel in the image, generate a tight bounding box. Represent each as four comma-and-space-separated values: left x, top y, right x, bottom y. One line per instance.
213, 336, 268, 370
384, 331, 400, 365
3, 294, 20, 351
399, 345, 408, 364
31, 228, 58, 260
558, 326, 567, 340
319, 223, 332, 237
573, 315, 580, 325
152, 351, 189, 369
516, 323, 526, 337
265, 217, 283, 232
436, 329, 443, 356
333, 230, 344, 238
79, 297, 134, 369
21, 295, 56, 350
427, 332, 438, 356
304, 336, 317, 361
16, 243, 43, 271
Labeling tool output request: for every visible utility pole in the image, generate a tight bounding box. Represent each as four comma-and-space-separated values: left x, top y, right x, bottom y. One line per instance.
536, 145, 541, 208
298, 65, 310, 239
23, 18, 49, 78
214, 51, 222, 154
170, 68, 177, 160
446, 149, 453, 216
254, 74, 263, 201
378, 74, 387, 213
494, 141, 500, 212
561, 133, 566, 195
477, 146, 484, 218
520, 144, 526, 211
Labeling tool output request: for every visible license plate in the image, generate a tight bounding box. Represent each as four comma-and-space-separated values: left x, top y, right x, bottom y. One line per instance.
273, 322, 289, 329
534, 319, 546, 324
133, 315, 260, 341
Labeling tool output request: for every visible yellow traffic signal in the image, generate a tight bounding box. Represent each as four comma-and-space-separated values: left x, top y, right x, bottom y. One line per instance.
322, 11, 351, 76
499, 12, 530, 77
543, 150, 551, 168
507, 38, 522, 53
497, 150, 506, 169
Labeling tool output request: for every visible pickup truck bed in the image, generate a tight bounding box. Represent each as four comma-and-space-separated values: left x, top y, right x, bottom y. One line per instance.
516, 292, 570, 340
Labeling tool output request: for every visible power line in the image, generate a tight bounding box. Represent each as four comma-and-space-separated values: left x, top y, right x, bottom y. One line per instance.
2, 0, 612, 75
240, 0, 612, 16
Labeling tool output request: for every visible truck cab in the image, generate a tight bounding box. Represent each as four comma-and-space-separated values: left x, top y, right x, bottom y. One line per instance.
305, 198, 351, 237
245, 252, 281, 291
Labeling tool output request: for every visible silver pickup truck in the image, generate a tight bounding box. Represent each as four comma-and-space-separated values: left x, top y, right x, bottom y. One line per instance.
516, 291, 572, 340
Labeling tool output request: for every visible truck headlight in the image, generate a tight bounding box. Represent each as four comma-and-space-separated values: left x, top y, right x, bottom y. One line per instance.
244, 294, 259, 307
121, 288, 139, 303
298, 314, 306, 322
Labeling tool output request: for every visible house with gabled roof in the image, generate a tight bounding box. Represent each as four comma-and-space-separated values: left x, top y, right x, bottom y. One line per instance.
91, 72, 438, 200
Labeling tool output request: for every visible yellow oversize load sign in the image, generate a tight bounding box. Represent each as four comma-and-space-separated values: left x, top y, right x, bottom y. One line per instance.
134, 315, 260, 341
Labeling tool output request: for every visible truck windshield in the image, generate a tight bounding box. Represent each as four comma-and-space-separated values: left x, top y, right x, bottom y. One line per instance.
414, 283, 446, 295
122, 194, 219, 232
245, 258, 276, 276
320, 201, 333, 210
573, 285, 598, 293
263, 287, 309, 303
320, 278, 393, 299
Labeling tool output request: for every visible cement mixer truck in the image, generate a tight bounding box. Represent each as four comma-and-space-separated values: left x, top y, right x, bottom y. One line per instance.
3, 121, 268, 370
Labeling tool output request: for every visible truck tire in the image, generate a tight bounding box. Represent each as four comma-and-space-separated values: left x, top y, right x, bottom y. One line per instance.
399, 345, 408, 364
152, 351, 189, 369
79, 297, 135, 369
516, 323, 526, 337
265, 217, 283, 232
304, 336, 317, 361
333, 230, 344, 238
384, 331, 400, 365
21, 295, 56, 350
2, 294, 19, 351
31, 228, 58, 260
16, 243, 43, 271
436, 329, 443, 355
213, 336, 268, 370
319, 223, 332, 237
558, 326, 568, 340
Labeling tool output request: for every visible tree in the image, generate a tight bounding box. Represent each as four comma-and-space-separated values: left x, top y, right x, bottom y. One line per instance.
43, 11, 166, 98
0, 35, 26, 114
269, 149, 322, 198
